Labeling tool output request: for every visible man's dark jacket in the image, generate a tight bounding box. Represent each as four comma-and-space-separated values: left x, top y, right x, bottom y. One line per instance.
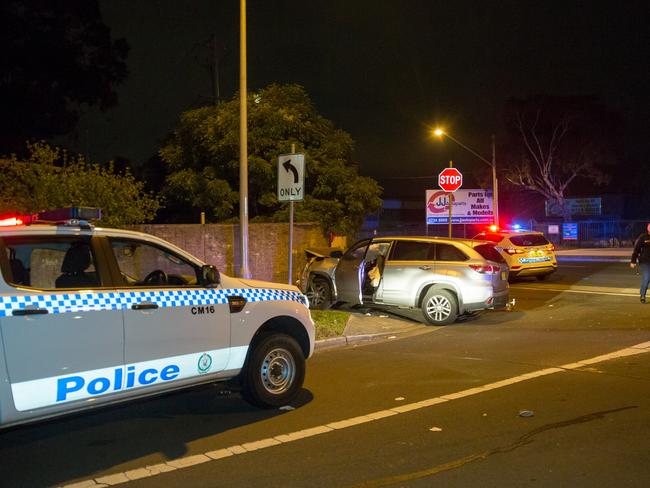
632, 232, 650, 264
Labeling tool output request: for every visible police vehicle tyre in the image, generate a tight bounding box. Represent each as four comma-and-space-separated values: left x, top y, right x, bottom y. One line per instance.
421, 289, 458, 325
241, 333, 305, 408
308, 277, 332, 310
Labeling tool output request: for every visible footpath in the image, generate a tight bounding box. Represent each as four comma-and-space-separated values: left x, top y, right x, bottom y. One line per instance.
314, 247, 635, 351
314, 310, 425, 351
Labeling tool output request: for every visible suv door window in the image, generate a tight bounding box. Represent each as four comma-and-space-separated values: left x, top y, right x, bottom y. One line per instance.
1, 236, 101, 289
109, 239, 200, 287
435, 243, 468, 261
390, 241, 434, 261
363, 241, 392, 290
342, 240, 371, 261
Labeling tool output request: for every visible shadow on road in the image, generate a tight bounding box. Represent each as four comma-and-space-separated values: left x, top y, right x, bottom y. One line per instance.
0, 384, 313, 487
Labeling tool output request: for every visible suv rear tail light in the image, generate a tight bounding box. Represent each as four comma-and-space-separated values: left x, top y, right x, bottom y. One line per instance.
469, 264, 499, 274
547, 244, 555, 251
504, 248, 525, 255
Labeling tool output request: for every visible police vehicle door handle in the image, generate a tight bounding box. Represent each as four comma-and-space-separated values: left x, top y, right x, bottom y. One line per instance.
13, 308, 49, 316
131, 303, 159, 310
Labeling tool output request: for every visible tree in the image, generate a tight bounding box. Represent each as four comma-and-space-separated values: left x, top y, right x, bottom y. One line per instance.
503, 95, 622, 221
0, 142, 159, 226
160, 84, 382, 235
0, 1, 129, 154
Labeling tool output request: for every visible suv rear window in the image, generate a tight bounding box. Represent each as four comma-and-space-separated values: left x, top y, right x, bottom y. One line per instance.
436, 243, 467, 261
509, 234, 549, 247
474, 244, 506, 263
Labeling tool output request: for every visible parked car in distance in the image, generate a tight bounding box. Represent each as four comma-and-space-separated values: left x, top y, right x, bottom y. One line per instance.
298, 236, 509, 325
472, 230, 557, 281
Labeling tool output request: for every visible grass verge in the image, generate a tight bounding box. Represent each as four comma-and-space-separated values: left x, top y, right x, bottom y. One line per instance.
311, 309, 350, 340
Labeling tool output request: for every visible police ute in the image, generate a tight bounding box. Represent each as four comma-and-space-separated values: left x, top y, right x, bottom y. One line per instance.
0, 208, 314, 428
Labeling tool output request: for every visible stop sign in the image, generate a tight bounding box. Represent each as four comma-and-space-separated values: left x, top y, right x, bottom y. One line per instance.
438, 167, 463, 192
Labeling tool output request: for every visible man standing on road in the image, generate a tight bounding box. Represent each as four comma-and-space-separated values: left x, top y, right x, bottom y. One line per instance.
630, 223, 650, 303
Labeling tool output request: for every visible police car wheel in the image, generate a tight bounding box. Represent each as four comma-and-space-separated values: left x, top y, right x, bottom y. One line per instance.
241, 333, 305, 408
421, 289, 458, 325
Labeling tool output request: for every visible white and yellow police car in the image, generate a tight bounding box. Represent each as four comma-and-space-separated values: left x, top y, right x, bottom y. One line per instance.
0, 208, 314, 428
473, 227, 557, 280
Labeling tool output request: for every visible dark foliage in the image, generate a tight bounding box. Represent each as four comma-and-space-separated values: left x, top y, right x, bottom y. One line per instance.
0, 1, 129, 155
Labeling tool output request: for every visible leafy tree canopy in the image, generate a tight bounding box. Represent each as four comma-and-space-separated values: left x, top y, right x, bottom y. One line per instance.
503, 95, 622, 220
160, 84, 382, 235
0, 1, 129, 154
0, 142, 159, 226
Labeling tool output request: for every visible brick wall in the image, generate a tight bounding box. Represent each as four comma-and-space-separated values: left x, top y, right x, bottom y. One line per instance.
131, 223, 328, 284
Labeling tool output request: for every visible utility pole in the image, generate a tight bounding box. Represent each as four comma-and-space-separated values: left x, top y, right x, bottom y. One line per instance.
212, 35, 221, 105
238, 0, 250, 278
492, 134, 499, 226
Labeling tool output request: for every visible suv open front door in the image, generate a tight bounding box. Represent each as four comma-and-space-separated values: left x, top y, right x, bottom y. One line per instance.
334, 239, 370, 305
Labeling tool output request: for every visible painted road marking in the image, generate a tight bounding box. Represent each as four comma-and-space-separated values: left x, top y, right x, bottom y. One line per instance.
59, 340, 650, 488
512, 284, 638, 296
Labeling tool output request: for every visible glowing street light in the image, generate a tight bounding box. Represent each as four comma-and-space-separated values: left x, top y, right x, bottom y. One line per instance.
433, 128, 499, 225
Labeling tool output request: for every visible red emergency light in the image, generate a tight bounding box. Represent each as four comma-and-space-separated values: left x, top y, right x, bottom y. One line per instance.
0, 216, 24, 226
0, 208, 101, 227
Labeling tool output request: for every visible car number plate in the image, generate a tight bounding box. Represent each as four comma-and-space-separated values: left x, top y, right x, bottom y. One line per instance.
519, 256, 552, 264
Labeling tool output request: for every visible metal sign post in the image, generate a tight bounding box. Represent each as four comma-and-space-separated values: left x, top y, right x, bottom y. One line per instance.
278, 147, 305, 284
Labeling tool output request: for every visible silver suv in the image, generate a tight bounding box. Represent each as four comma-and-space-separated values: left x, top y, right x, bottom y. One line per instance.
299, 236, 509, 325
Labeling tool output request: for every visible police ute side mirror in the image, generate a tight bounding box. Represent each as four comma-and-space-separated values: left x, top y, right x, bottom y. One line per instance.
201, 265, 220, 287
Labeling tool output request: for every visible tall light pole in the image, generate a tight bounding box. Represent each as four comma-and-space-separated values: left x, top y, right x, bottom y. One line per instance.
239, 0, 250, 278
433, 129, 499, 226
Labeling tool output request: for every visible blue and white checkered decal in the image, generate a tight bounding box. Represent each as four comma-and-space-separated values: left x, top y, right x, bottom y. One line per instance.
0, 288, 308, 317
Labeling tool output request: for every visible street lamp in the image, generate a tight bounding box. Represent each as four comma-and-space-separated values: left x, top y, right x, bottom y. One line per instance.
433, 128, 499, 226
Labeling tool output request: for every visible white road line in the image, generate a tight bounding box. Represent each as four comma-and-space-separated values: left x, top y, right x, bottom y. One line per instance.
60, 341, 650, 488
512, 285, 638, 297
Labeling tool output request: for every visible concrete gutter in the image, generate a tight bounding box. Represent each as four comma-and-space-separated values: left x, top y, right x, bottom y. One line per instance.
314, 333, 393, 351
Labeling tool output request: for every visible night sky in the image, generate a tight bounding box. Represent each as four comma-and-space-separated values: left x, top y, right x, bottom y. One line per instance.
64, 0, 649, 196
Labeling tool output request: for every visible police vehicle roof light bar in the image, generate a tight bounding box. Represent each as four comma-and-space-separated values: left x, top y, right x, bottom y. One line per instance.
37, 207, 102, 222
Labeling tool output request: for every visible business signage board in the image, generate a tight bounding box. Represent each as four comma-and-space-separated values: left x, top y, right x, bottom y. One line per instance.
426, 189, 493, 224
545, 197, 601, 217
562, 223, 579, 240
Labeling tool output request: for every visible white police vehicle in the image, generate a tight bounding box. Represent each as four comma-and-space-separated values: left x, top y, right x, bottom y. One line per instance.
0, 208, 314, 428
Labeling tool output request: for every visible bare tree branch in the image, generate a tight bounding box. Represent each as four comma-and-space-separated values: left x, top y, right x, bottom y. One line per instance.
505, 96, 614, 221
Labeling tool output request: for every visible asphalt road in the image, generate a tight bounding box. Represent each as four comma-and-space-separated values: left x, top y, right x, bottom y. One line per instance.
1, 261, 649, 488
